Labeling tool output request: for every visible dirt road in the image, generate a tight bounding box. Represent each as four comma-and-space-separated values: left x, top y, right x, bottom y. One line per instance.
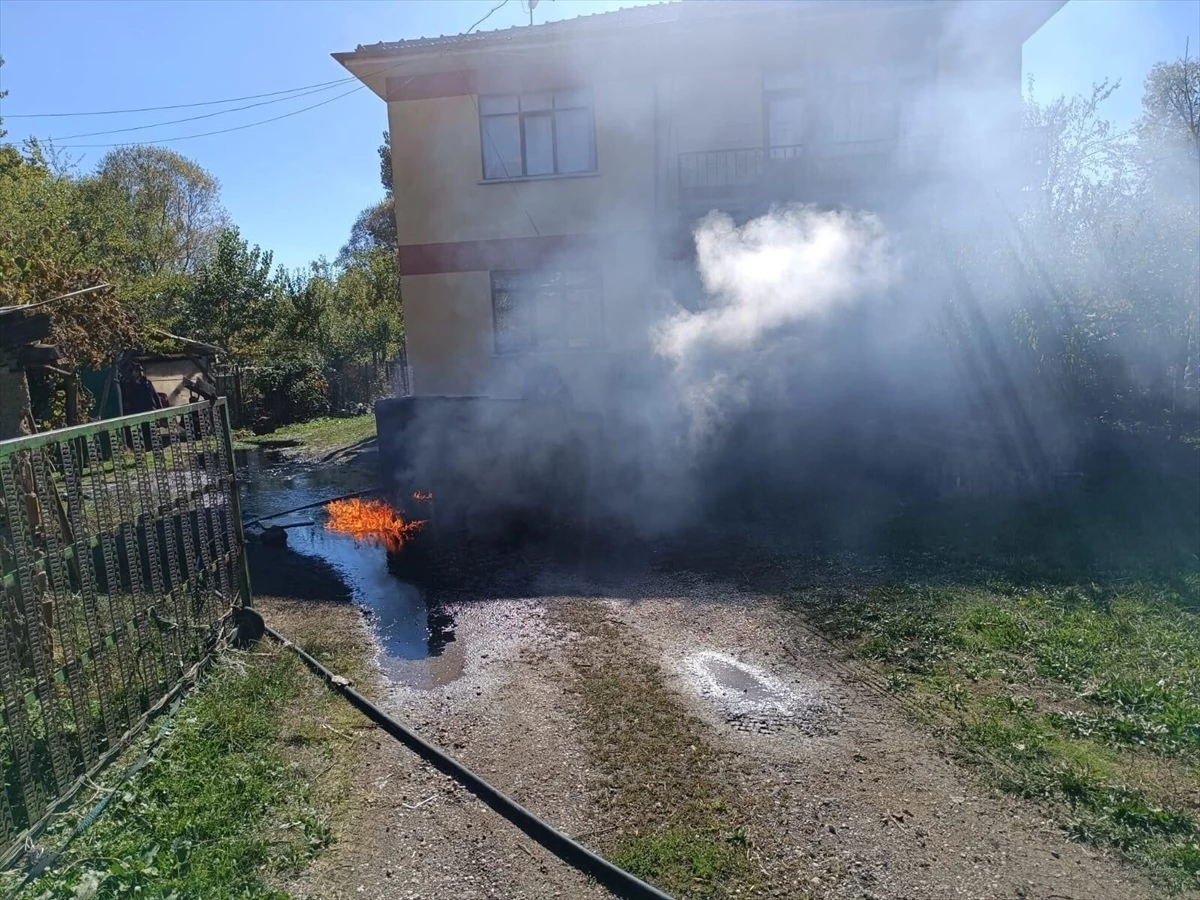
260, 551, 1158, 900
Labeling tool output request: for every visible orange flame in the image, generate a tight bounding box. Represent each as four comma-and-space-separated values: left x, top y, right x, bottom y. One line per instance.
412, 491, 433, 502
324, 498, 425, 551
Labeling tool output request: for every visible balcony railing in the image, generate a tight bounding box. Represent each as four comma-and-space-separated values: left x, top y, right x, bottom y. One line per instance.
676, 130, 1049, 210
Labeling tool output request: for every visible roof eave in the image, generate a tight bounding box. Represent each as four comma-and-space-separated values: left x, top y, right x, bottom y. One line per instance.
332, 51, 393, 101
998, 0, 1068, 43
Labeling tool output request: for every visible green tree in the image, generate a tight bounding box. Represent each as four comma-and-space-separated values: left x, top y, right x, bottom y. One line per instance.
1129, 49, 1200, 427
1017, 56, 1199, 433
181, 229, 281, 365
90, 146, 229, 277
326, 130, 404, 369
273, 260, 338, 361
1023, 77, 1134, 235
0, 56, 8, 140
338, 132, 398, 266
332, 246, 403, 366
1137, 48, 1200, 171
0, 138, 138, 433
379, 130, 392, 196
0, 145, 137, 368
337, 198, 396, 267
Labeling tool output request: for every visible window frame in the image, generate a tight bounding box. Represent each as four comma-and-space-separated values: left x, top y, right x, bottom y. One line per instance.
489, 267, 605, 355
478, 88, 598, 181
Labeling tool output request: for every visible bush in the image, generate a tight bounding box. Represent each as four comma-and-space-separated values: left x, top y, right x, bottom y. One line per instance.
242, 360, 330, 432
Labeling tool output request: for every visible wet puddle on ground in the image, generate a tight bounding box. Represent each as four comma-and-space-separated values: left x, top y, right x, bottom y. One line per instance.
236, 449, 462, 690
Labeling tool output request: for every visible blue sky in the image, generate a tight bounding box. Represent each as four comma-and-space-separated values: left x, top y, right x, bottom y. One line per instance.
0, 0, 1196, 271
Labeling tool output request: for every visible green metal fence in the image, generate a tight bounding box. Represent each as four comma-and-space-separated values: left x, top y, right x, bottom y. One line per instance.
0, 399, 250, 859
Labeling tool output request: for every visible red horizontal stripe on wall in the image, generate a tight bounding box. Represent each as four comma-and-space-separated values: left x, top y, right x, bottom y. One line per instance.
399, 235, 599, 275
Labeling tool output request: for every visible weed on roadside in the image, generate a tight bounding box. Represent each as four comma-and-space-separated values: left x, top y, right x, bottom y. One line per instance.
557, 606, 756, 899
19, 642, 339, 899
234, 414, 376, 454
793, 577, 1200, 893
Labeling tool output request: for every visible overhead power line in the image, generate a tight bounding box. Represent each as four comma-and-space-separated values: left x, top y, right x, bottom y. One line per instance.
467, 0, 512, 35
44, 81, 355, 142
29, 0, 517, 150
2, 76, 357, 118
54, 85, 366, 148
10, 0, 512, 122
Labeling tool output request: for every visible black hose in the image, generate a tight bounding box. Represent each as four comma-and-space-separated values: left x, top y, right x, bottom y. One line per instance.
241, 488, 380, 530
261, 619, 673, 900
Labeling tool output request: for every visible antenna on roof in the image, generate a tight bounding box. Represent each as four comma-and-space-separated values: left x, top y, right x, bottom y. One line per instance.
524, 0, 539, 26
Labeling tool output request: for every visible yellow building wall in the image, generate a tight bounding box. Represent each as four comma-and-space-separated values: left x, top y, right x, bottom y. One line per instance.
387, 73, 657, 247
383, 1, 1026, 402
402, 239, 659, 407
390, 69, 662, 403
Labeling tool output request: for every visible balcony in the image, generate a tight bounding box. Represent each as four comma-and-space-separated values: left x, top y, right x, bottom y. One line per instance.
675, 130, 1048, 219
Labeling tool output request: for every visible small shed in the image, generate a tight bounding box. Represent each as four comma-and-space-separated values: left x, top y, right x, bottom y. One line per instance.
138, 352, 216, 407
116, 333, 221, 414
0, 306, 60, 439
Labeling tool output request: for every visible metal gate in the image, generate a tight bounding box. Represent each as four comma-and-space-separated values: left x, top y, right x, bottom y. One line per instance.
0, 399, 249, 858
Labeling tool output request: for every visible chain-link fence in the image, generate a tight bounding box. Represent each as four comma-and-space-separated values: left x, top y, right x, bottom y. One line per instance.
0, 399, 249, 859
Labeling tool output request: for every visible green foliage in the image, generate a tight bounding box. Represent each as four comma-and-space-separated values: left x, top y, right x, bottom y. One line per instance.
234, 413, 376, 453
0, 144, 137, 369
276, 249, 403, 371
379, 130, 392, 196
2, 64, 398, 411
22, 650, 331, 899
1137, 51, 1200, 169
181, 228, 282, 364
336, 198, 396, 268
1018, 56, 1200, 436
90, 145, 229, 277
332, 245, 403, 364
1023, 77, 1134, 231
241, 359, 331, 430
612, 827, 745, 896
797, 573, 1200, 892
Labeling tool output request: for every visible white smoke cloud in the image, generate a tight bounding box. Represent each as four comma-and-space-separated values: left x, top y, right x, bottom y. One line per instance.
653, 204, 898, 436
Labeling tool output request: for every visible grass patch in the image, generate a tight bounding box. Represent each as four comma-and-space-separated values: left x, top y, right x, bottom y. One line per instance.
611, 826, 749, 892
233, 415, 376, 454
791, 576, 1200, 893
558, 606, 754, 898
12, 630, 366, 899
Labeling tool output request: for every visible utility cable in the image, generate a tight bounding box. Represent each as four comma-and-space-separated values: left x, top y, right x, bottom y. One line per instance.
22, 0, 519, 149
44, 81, 355, 142
2, 77, 357, 118
52, 85, 366, 148
467, 0, 512, 35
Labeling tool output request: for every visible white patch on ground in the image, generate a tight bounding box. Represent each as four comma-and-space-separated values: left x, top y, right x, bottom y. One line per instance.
685, 650, 834, 735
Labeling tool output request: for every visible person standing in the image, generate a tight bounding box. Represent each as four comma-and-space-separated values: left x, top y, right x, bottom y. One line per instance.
121, 363, 163, 414
120, 362, 163, 451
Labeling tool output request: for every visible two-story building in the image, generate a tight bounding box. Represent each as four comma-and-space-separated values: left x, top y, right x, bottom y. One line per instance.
336, 0, 1064, 410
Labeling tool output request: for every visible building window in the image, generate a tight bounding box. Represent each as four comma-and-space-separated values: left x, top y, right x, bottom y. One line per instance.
491, 268, 603, 354
479, 89, 597, 180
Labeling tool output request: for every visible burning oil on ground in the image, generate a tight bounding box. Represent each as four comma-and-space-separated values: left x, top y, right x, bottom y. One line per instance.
324, 497, 426, 551
237, 449, 459, 688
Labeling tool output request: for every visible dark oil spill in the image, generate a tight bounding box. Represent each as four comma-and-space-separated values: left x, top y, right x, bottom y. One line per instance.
235, 449, 459, 688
